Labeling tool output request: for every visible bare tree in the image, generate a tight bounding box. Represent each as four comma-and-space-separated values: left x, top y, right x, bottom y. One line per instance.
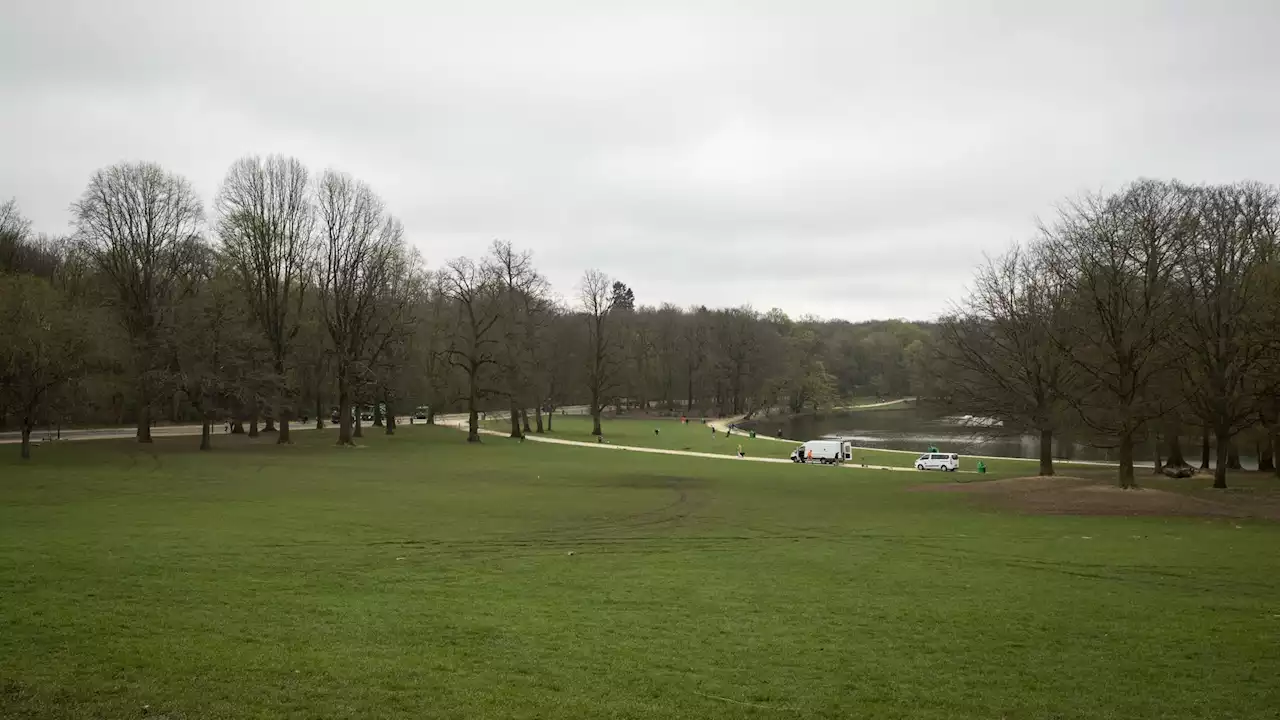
406, 272, 456, 425
443, 257, 504, 442
363, 242, 423, 436
937, 244, 1073, 476
315, 170, 404, 446
681, 307, 712, 413
214, 155, 316, 445
1176, 182, 1280, 488
170, 259, 260, 451
1043, 180, 1193, 488
488, 240, 549, 438
713, 307, 761, 415
72, 162, 204, 442
0, 275, 91, 459
580, 269, 618, 435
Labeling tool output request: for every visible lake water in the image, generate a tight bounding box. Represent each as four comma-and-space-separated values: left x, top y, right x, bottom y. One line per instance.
743, 403, 1258, 468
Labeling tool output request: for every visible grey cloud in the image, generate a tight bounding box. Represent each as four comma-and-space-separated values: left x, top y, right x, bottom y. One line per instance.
4, 0, 1280, 320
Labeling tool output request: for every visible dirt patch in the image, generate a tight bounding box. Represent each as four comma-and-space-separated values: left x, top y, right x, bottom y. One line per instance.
915, 475, 1280, 520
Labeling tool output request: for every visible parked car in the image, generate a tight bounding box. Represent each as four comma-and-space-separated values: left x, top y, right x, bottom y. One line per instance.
414, 406, 429, 420
916, 453, 960, 472
359, 408, 373, 422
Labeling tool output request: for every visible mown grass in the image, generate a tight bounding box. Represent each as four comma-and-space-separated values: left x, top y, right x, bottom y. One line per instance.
1, 426, 1278, 719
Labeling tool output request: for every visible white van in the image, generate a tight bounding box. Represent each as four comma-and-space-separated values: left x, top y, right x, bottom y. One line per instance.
916, 453, 960, 472
791, 440, 852, 464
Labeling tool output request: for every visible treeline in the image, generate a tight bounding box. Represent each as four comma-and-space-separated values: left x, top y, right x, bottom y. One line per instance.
931, 178, 1280, 489
0, 155, 932, 460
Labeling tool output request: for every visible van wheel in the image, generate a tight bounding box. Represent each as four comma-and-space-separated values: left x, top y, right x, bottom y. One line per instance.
916, 464, 924, 471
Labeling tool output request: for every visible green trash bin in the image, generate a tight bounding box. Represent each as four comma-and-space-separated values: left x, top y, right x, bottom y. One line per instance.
928, 445, 938, 453
976, 461, 986, 474
749, 430, 757, 439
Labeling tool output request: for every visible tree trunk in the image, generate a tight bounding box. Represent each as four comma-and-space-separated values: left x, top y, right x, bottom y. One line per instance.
264, 417, 276, 432
1261, 436, 1276, 473
249, 410, 260, 438
353, 410, 363, 438
385, 401, 395, 435
337, 374, 353, 445
1227, 442, 1242, 470
1200, 425, 1211, 469
315, 395, 324, 430
1151, 429, 1163, 475
20, 424, 31, 460
1038, 428, 1054, 477
1166, 429, 1187, 468
508, 398, 523, 438
373, 399, 384, 427
590, 385, 603, 436
1117, 431, 1136, 489
136, 403, 153, 443
546, 407, 554, 432
521, 408, 531, 434
427, 406, 436, 425
231, 419, 245, 434
200, 418, 212, 451
276, 368, 291, 443
534, 406, 544, 433
463, 362, 482, 442
1213, 428, 1230, 489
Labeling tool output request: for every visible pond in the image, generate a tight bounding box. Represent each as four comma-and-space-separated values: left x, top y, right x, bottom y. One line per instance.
742, 402, 1259, 469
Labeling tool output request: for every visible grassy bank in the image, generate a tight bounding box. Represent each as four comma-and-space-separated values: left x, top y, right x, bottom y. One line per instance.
2, 426, 1277, 718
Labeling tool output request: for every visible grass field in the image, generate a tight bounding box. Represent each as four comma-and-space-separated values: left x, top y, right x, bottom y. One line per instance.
2, 425, 1278, 719
506, 415, 1104, 476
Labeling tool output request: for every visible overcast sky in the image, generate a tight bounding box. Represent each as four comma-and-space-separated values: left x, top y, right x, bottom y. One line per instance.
4, 1, 1279, 320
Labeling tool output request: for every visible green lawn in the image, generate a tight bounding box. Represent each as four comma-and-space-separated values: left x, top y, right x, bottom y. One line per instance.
516, 416, 1103, 476
2, 426, 1278, 719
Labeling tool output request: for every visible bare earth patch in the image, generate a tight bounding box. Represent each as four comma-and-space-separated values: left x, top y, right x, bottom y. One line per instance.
915, 475, 1280, 520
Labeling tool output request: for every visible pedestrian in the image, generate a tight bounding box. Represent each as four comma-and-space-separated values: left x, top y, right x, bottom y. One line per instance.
654, 428, 660, 436
776, 428, 782, 438
737, 444, 744, 458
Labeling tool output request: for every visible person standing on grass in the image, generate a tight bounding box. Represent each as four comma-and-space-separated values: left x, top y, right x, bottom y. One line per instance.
737, 444, 744, 458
